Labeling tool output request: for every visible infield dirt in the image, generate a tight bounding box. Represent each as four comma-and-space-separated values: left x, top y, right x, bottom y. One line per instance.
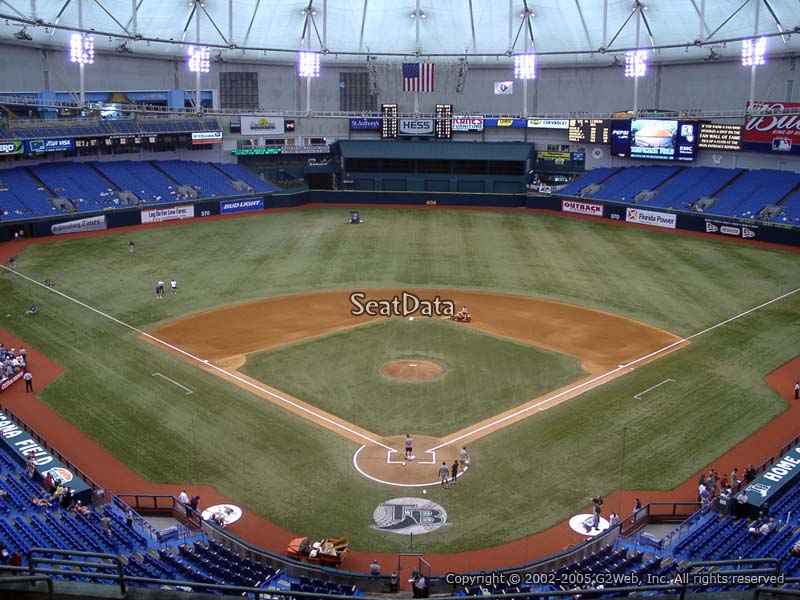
148, 288, 686, 485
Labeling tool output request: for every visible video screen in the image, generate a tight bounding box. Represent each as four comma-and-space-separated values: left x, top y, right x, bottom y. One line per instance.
629, 119, 696, 161
610, 119, 631, 158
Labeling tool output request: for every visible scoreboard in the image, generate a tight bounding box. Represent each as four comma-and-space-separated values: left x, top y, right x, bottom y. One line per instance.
698, 122, 743, 151
381, 104, 398, 139
568, 119, 611, 144
435, 103, 453, 139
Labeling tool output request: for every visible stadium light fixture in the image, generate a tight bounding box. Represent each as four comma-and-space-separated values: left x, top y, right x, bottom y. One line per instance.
741, 37, 766, 66
297, 50, 321, 78
624, 49, 647, 78
69, 33, 94, 65
187, 45, 210, 73
513, 53, 536, 80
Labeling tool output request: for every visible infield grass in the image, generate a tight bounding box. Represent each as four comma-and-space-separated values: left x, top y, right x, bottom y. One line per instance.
240, 318, 586, 437
0, 207, 797, 552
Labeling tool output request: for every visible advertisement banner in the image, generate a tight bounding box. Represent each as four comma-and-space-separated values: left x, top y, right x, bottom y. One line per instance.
527, 119, 570, 130
743, 102, 800, 155
625, 207, 677, 229
241, 115, 285, 135
562, 199, 603, 217
141, 204, 195, 224
51, 215, 107, 236
744, 446, 800, 510
399, 119, 434, 136
0, 370, 24, 393
349, 118, 382, 131
220, 198, 264, 214
0, 408, 92, 499
451, 118, 484, 132
0, 140, 24, 156
704, 218, 757, 239
191, 131, 223, 144
494, 81, 513, 95
26, 138, 75, 154
485, 118, 527, 128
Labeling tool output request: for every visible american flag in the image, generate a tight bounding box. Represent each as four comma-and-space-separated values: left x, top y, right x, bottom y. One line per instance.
402, 63, 435, 92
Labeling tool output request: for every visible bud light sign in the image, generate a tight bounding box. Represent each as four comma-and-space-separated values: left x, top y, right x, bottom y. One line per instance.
349, 118, 382, 131
220, 198, 264, 214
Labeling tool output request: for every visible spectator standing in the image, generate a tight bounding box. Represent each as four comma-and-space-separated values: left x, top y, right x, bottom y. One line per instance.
125, 507, 134, 529
23, 371, 33, 392
25, 452, 35, 479
100, 514, 111, 535
609, 512, 620, 527
731, 467, 739, 486
9, 550, 22, 573
19, 347, 26, 365
631, 498, 642, 524
178, 490, 190, 516
190, 495, 200, 514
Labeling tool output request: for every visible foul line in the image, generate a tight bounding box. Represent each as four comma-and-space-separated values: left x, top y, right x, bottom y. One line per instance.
427, 286, 800, 453
0, 265, 396, 453
633, 378, 675, 400
152, 372, 194, 395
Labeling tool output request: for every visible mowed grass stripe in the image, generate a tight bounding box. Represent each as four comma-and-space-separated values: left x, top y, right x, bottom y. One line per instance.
0, 207, 797, 552
240, 318, 586, 438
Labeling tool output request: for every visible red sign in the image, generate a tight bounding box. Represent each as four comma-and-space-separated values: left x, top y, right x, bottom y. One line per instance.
743, 102, 800, 146
562, 199, 603, 217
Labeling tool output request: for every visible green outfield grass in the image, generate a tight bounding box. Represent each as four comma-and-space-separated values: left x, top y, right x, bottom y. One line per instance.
0, 207, 797, 552
240, 318, 585, 437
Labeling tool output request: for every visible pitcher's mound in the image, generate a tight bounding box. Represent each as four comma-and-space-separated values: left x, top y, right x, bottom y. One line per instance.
381, 360, 445, 382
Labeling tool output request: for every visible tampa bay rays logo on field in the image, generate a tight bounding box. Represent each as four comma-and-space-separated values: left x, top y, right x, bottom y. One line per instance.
371, 497, 448, 535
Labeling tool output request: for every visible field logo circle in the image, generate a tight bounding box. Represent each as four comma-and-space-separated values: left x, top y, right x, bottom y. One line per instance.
201, 504, 243, 527
568, 513, 610, 537
371, 497, 448, 535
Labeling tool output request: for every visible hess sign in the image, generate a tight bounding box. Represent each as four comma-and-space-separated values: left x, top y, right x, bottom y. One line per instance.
399, 119, 434, 136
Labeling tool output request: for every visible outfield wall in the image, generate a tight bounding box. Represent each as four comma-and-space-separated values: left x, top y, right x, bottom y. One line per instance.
2, 190, 798, 247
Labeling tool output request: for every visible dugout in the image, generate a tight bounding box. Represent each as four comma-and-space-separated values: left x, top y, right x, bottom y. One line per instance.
336, 141, 534, 194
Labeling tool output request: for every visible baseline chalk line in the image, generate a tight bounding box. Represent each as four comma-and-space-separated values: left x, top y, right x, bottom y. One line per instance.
0, 265, 396, 453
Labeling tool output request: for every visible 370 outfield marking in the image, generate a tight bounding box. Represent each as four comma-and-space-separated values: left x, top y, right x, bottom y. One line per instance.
152, 372, 194, 395
0, 265, 397, 453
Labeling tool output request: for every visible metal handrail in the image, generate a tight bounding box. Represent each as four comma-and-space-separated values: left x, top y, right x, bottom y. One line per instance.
3, 93, 800, 120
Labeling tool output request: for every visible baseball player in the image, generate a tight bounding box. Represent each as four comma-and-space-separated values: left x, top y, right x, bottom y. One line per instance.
405, 434, 413, 460
438, 461, 450, 488
170, 279, 178, 295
